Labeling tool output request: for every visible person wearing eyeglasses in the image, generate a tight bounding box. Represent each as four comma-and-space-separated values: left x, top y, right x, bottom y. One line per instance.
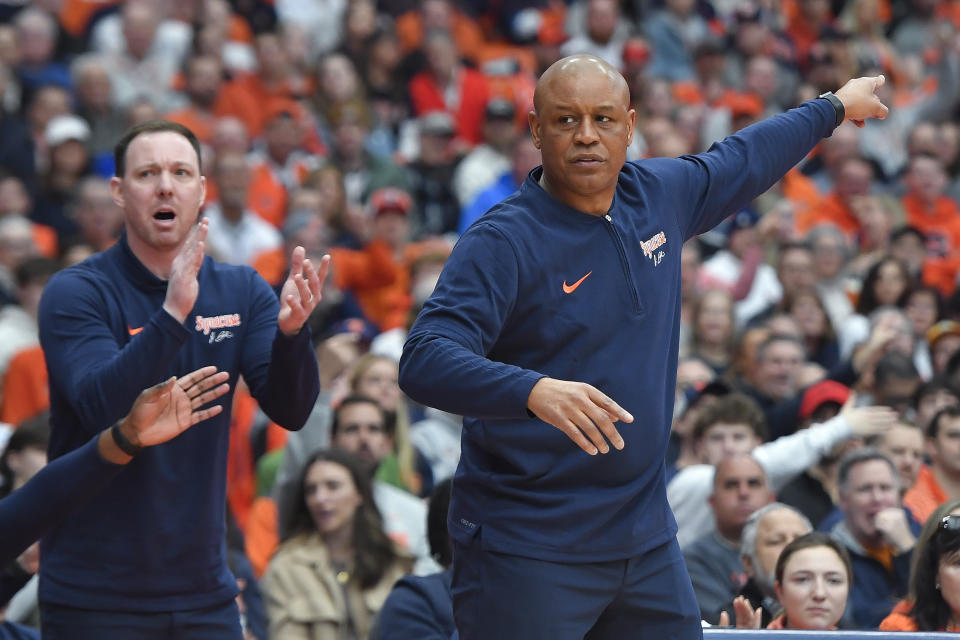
881, 498, 960, 632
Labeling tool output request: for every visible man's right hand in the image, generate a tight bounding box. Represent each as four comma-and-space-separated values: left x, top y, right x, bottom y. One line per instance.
163, 218, 209, 324
527, 378, 632, 455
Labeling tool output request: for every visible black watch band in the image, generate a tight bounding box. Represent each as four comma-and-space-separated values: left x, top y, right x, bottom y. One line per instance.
111, 423, 143, 456
818, 91, 845, 128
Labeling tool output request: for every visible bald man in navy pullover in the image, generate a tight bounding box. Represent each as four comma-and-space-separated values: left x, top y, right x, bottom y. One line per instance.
400, 55, 890, 639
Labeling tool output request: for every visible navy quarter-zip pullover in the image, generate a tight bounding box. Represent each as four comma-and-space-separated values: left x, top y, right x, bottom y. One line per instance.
400, 99, 837, 562
37, 235, 319, 611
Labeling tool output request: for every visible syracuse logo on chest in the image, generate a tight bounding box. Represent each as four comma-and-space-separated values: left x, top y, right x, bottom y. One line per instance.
195, 313, 241, 343
640, 231, 667, 267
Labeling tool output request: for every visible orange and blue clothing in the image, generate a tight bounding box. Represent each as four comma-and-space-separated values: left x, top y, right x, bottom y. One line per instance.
36, 233, 319, 614
880, 599, 960, 631
904, 465, 949, 526
400, 99, 840, 635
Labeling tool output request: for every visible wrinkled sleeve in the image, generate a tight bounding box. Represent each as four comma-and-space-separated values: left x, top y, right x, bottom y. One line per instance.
645, 99, 836, 241
400, 223, 544, 420
239, 269, 319, 431
0, 436, 123, 568
38, 269, 189, 435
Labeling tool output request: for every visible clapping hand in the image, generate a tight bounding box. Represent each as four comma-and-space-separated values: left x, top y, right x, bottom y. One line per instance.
278, 246, 331, 337
163, 218, 209, 323
116, 366, 230, 448
717, 596, 763, 629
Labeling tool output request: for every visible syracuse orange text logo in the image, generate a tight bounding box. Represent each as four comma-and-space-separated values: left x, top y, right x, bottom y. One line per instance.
195, 313, 242, 335
640, 231, 667, 259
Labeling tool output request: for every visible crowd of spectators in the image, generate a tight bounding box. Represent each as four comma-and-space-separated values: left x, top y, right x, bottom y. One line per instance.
1, 0, 960, 636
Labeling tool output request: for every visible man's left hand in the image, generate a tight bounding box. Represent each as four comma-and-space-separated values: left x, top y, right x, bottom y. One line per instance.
118, 366, 231, 448
278, 247, 330, 337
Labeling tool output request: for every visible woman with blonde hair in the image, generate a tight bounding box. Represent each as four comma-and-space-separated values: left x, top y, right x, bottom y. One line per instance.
350, 354, 431, 496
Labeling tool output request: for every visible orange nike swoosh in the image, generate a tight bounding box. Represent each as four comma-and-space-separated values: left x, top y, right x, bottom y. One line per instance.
562, 271, 593, 294
128, 326, 144, 336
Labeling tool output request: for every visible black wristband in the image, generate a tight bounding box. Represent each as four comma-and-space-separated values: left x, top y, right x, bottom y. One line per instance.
111, 423, 143, 456
818, 91, 845, 128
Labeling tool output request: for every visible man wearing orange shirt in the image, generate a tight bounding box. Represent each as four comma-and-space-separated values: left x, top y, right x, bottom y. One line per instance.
902, 154, 960, 296
902, 154, 960, 258
236, 32, 312, 107
797, 155, 872, 237
408, 30, 490, 148
246, 103, 321, 229
343, 188, 418, 332
904, 406, 960, 524
164, 54, 262, 143
394, 0, 485, 64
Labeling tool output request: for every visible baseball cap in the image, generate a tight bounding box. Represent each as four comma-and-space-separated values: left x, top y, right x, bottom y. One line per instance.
623, 39, 650, 66
419, 111, 455, 137
927, 320, 960, 347
45, 115, 90, 147
799, 380, 850, 420
370, 187, 412, 217
485, 98, 515, 121
683, 379, 732, 410
724, 207, 760, 238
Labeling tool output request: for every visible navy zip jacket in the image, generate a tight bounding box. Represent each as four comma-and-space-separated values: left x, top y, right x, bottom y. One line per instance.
37, 235, 319, 611
400, 100, 837, 562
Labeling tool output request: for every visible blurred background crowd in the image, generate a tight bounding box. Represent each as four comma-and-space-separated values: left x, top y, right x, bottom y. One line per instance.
1, 0, 960, 637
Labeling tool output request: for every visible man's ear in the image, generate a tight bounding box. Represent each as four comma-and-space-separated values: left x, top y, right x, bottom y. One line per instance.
528, 111, 541, 150
109, 176, 125, 209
